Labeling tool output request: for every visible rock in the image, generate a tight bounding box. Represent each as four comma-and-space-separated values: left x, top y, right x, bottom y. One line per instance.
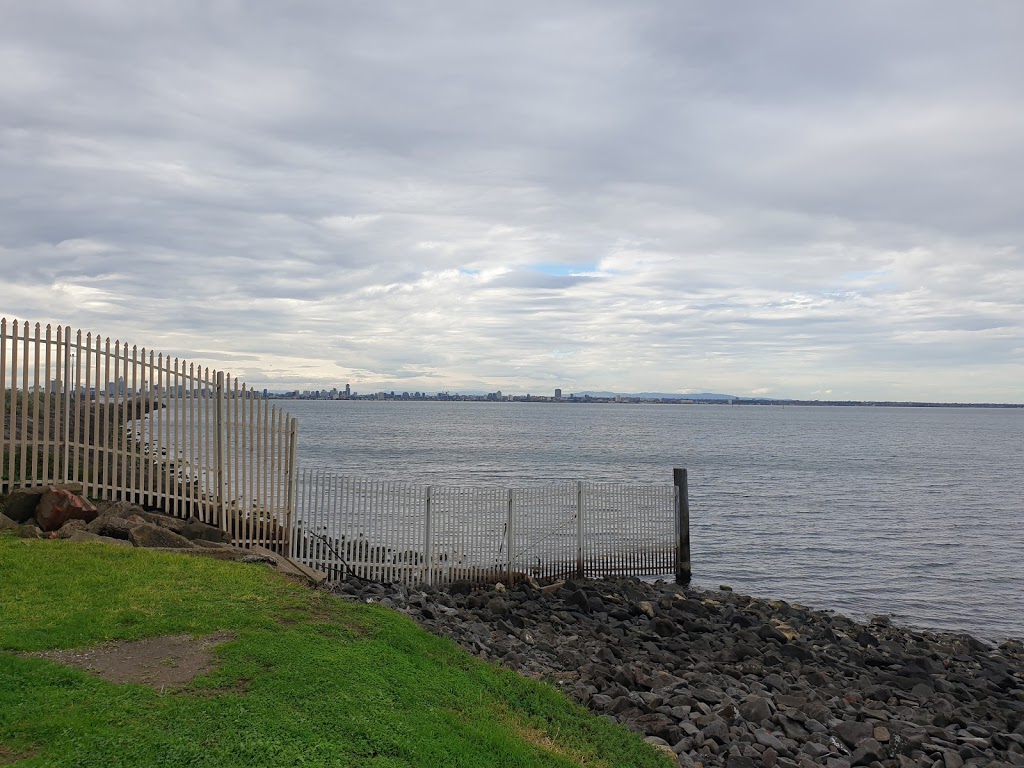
34, 488, 98, 531
701, 717, 731, 744
755, 729, 787, 752
87, 515, 142, 540
643, 736, 677, 761
56, 519, 89, 538
652, 618, 677, 637
849, 737, 886, 765
911, 683, 935, 701
726, 757, 757, 768
2, 485, 55, 523
636, 600, 657, 618
539, 581, 564, 595
0, 512, 19, 530
834, 720, 875, 748
128, 522, 194, 549
763, 673, 788, 692
566, 589, 591, 613
66, 530, 133, 547
486, 597, 508, 616
16, 523, 44, 538
760, 624, 789, 644
740, 696, 774, 724
631, 712, 681, 743
179, 516, 231, 543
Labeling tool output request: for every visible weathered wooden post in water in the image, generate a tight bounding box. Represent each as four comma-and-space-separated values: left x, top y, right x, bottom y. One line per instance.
674, 468, 691, 585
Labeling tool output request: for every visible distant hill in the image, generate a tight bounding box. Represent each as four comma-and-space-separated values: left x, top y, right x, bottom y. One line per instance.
575, 391, 737, 400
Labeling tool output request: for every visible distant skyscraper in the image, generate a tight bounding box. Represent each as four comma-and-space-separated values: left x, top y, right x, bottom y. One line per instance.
554, 388, 562, 399
345, 383, 351, 396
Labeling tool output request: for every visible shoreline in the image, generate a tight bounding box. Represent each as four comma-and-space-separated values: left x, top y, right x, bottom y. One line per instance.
676, 579, 1024, 648
334, 577, 1024, 768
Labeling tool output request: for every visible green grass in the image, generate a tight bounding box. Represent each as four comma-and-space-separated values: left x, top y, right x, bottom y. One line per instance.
0, 537, 670, 768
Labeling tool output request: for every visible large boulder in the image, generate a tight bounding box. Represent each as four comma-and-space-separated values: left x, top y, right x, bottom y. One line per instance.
1, 513, 19, 530
2, 486, 50, 523
66, 530, 133, 547
87, 514, 147, 540
179, 516, 231, 544
35, 488, 98, 532
56, 519, 89, 538
128, 523, 194, 549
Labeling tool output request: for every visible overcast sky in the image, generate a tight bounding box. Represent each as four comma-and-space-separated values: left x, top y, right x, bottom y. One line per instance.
2, 2, 1022, 401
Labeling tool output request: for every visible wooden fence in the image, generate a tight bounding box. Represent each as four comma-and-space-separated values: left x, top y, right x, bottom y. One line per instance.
291, 467, 691, 586
1, 318, 298, 551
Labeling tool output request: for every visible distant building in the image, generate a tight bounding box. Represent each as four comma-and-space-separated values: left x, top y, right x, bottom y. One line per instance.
554, 388, 562, 400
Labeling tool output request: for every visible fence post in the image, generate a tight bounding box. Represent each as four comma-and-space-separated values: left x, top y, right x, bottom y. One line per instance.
506, 488, 514, 583
673, 468, 691, 585
214, 371, 225, 531
576, 480, 585, 579
423, 486, 433, 587
285, 417, 298, 557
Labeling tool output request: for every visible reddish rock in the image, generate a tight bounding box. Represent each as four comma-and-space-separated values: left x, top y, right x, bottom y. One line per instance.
34, 488, 98, 532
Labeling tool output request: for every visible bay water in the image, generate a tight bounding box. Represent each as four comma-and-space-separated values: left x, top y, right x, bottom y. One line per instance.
287, 400, 1024, 640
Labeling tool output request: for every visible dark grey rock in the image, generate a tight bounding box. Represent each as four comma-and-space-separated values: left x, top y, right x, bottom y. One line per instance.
485, 597, 508, 616
760, 624, 789, 644
849, 737, 886, 765
180, 516, 232, 543
755, 729, 787, 752
128, 522, 195, 549
834, 720, 875, 748
87, 515, 140, 539
66, 530, 133, 546
739, 696, 774, 724
701, 717, 730, 744
2, 486, 51, 522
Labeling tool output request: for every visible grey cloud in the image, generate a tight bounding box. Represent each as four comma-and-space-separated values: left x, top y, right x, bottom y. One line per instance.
1, 2, 1022, 401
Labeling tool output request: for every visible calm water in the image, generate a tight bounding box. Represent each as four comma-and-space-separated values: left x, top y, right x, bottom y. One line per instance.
288, 401, 1024, 640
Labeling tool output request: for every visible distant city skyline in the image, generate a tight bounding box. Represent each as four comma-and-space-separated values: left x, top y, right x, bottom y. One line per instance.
270, 384, 1021, 406
2, 4, 1022, 402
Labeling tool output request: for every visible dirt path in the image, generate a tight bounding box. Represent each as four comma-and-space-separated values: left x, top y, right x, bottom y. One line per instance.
27, 631, 234, 689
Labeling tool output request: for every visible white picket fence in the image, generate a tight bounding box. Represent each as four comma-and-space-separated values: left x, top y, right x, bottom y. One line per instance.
291, 467, 684, 586
4, 318, 690, 585
1, 319, 298, 550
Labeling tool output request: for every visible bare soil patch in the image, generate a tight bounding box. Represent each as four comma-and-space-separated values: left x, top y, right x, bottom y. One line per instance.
0, 742, 38, 765
28, 631, 234, 689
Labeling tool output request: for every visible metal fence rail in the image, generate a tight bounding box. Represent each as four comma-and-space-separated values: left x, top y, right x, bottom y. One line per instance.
291, 467, 685, 586
1, 318, 298, 550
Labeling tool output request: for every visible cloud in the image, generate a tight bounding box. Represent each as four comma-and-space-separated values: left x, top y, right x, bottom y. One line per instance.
1, 2, 1022, 401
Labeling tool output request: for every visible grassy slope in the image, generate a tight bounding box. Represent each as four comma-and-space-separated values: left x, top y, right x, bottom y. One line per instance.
0, 537, 671, 768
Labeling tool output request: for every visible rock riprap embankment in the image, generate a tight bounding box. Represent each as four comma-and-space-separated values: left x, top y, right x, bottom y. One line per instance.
333, 577, 1024, 768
